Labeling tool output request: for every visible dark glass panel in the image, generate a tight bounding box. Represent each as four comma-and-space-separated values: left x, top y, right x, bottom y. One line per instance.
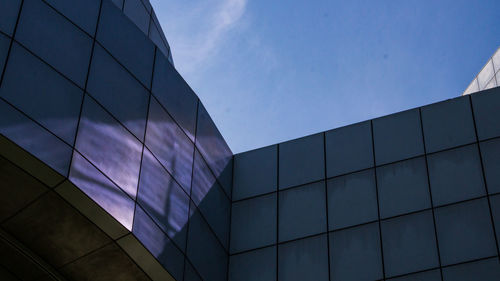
196, 103, 233, 195
0, 43, 83, 144
373, 108, 424, 165
16, 0, 93, 88
97, 0, 154, 87
137, 149, 189, 250
325, 121, 373, 177
87, 44, 149, 141
44, 0, 100, 35
233, 145, 277, 200
191, 150, 230, 249
133, 206, 185, 281
279, 133, 324, 189
0, 99, 72, 175
230, 193, 277, 253
145, 97, 193, 193
279, 182, 326, 242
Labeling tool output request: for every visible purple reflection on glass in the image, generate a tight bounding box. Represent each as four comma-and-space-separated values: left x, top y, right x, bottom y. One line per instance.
0, 99, 72, 175
191, 149, 230, 247
133, 205, 185, 281
145, 97, 193, 194
75, 96, 142, 199
69, 152, 135, 230
191, 149, 216, 206
195, 103, 233, 196
137, 149, 189, 250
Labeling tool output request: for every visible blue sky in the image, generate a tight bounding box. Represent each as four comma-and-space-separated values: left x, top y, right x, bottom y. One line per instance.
150, 0, 500, 153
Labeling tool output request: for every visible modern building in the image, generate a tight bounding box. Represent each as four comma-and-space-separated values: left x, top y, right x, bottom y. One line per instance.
463, 47, 500, 95
0, 0, 499, 281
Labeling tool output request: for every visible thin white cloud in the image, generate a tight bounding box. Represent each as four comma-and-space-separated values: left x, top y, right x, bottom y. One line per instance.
152, 0, 248, 75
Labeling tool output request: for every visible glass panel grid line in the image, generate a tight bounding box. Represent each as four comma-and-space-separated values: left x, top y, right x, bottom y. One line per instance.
468, 95, 500, 258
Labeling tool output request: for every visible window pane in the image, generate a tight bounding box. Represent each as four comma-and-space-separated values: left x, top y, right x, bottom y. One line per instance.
44, 0, 100, 35
187, 206, 227, 281
137, 149, 190, 250
196, 103, 233, 195
0, 0, 21, 36
233, 145, 277, 200
427, 144, 485, 206
0, 43, 83, 144
421, 96, 476, 153
330, 223, 383, 281
229, 246, 276, 281
279, 234, 329, 281
75, 96, 142, 199
373, 109, 424, 165
377, 157, 431, 218
478, 61, 495, 90
471, 87, 500, 140
230, 193, 277, 253
279, 133, 324, 189
480, 139, 500, 194
434, 198, 497, 265
381, 210, 439, 277
328, 169, 378, 230
0, 99, 72, 175
442, 257, 500, 281
279, 182, 326, 242
69, 152, 135, 230
145, 97, 194, 193
133, 206, 185, 281
325, 121, 373, 177
191, 150, 230, 249
123, 0, 150, 34
16, 0, 93, 88
97, 0, 154, 87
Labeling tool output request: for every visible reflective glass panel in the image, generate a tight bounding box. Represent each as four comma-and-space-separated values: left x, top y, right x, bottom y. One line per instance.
87, 44, 149, 141
145, 97, 193, 193
133, 206, 185, 281
69, 152, 135, 230
75, 96, 142, 199
196, 103, 233, 195
44, 0, 100, 35
0, 43, 83, 144
0, 99, 72, 175
97, 0, 154, 87
191, 150, 230, 248
16, 0, 93, 88
137, 149, 189, 250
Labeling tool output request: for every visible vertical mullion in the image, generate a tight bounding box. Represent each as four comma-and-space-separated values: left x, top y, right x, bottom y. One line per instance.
0, 0, 25, 91
370, 120, 386, 280
183, 99, 200, 280
276, 144, 280, 281
323, 132, 332, 281
418, 107, 445, 280
67, 0, 104, 177
468, 95, 500, 261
